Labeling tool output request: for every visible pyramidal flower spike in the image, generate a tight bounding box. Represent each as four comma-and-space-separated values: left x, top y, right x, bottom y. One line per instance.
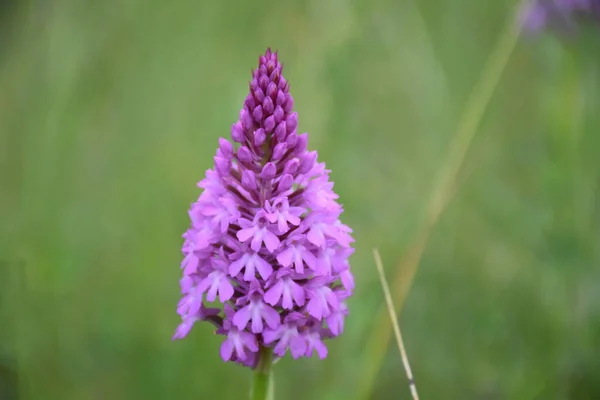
174, 49, 355, 379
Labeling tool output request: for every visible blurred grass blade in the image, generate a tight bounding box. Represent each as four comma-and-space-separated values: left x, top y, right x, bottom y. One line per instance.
356, 2, 531, 399
373, 249, 419, 400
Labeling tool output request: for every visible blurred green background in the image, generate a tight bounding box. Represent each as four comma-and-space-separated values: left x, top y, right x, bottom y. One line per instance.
2, 0, 600, 399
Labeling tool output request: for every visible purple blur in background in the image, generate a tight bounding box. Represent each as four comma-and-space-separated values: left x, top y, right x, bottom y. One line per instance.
521, 0, 600, 33
173, 49, 355, 368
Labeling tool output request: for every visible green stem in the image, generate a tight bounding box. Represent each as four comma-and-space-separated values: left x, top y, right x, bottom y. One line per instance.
250, 347, 273, 400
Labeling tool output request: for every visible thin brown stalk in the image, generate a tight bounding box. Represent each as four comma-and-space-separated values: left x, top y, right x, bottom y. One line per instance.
373, 249, 419, 400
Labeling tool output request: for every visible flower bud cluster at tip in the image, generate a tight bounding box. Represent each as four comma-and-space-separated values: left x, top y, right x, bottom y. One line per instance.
173, 48, 355, 368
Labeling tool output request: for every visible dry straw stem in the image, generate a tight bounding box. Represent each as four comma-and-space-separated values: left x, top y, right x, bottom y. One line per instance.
357, 2, 533, 399
373, 249, 419, 400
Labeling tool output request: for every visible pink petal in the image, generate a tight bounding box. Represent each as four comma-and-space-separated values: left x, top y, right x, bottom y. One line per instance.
218, 278, 234, 302
251, 312, 264, 333
220, 338, 234, 361
263, 306, 281, 329
317, 255, 332, 276
243, 260, 256, 282
293, 251, 305, 274
255, 255, 273, 280
341, 269, 355, 291
234, 336, 247, 360
241, 331, 259, 352
290, 335, 307, 359
251, 231, 264, 252
206, 280, 219, 302
229, 257, 245, 277
237, 227, 255, 243
274, 338, 288, 357
291, 282, 305, 307
307, 298, 323, 319
201, 205, 219, 216
219, 217, 229, 233
263, 230, 281, 253
172, 320, 194, 340
326, 290, 339, 309
181, 253, 199, 275
307, 227, 325, 247
281, 284, 294, 309
264, 281, 283, 306
303, 250, 317, 270
276, 247, 294, 267
277, 218, 288, 234
313, 340, 328, 359
263, 327, 281, 344
233, 307, 252, 330
327, 312, 345, 336
187, 295, 203, 316
179, 276, 194, 293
